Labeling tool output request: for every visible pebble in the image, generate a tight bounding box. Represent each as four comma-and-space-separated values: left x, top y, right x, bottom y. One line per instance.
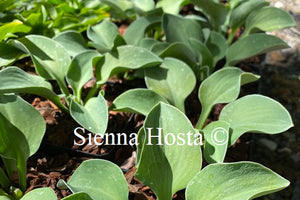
278, 147, 293, 154
291, 154, 300, 164
258, 138, 278, 151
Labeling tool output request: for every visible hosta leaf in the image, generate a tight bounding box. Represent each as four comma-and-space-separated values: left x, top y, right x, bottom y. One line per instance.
0, 42, 24, 67
162, 13, 204, 47
191, 0, 227, 31
0, 94, 46, 191
156, 42, 197, 67
110, 88, 168, 116
145, 58, 196, 112
188, 38, 213, 80
13, 35, 71, 95
66, 159, 128, 200
0, 67, 65, 111
226, 33, 289, 66
203, 120, 230, 163
67, 51, 102, 101
139, 38, 161, 50
124, 16, 161, 46
156, 0, 187, 14
0, 193, 13, 200
136, 127, 146, 167
70, 93, 108, 134
205, 31, 228, 66
150, 42, 171, 55
0, 20, 31, 42
132, 0, 155, 12
0, 94, 46, 158
136, 102, 202, 200
197, 67, 259, 129
21, 188, 56, 200
87, 20, 124, 53
62, 192, 93, 200
229, 0, 269, 29
95, 45, 162, 84
219, 94, 294, 146
186, 161, 290, 200
53, 30, 89, 57
101, 0, 133, 19
243, 6, 296, 37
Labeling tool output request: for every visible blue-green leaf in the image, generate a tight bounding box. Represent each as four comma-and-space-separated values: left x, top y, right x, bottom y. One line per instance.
186, 161, 290, 200
219, 94, 294, 146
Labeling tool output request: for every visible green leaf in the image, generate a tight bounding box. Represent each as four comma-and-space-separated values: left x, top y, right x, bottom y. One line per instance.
0, 94, 46, 158
132, 0, 155, 12
62, 192, 93, 200
196, 67, 259, 129
157, 42, 197, 68
229, 0, 269, 29
101, 0, 133, 19
226, 33, 289, 66
188, 38, 213, 80
136, 102, 202, 200
205, 31, 228, 66
139, 38, 161, 50
145, 58, 196, 112
203, 120, 230, 163
67, 51, 102, 102
243, 6, 296, 37
0, 20, 31, 42
191, 0, 227, 31
0, 193, 13, 200
189, 38, 213, 68
0, 94, 46, 191
95, 45, 162, 84
124, 16, 161, 46
186, 161, 290, 200
156, 0, 187, 14
0, 67, 66, 112
21, 188, 56, 200
67, 159, 128, 200
162, 13, 204, 47
110, 88, 168, 115
70, 93, 108, 134
87, 20, 124, 53
0, 42, 24, 67
13, 35, 71, 95
53, 30, 89, 57
219, 94, 294, 146
136, 127, 146, 167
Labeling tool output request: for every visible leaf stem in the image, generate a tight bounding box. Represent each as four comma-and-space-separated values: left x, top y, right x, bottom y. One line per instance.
84, 83, 102, 104
48, 96, 69, 113
227, 28, 237, 45
196, 107, 211, 130
57, 79, 70, 102
0, 188, 17, 200
17, 157, 27, 192
0, 167, 11, 190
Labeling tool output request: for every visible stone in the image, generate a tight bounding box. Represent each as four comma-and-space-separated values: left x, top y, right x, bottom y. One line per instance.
258, 138, 278, 151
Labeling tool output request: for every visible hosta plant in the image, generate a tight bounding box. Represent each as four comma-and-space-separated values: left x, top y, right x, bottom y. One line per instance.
0, 0, 296, 199
0, 94, 46, 197
123, 0, 295, 80
2, 159, 129, 200
112, 67, 293, 200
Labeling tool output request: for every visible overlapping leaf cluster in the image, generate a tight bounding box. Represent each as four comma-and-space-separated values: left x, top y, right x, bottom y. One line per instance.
0, 0, 296, 199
